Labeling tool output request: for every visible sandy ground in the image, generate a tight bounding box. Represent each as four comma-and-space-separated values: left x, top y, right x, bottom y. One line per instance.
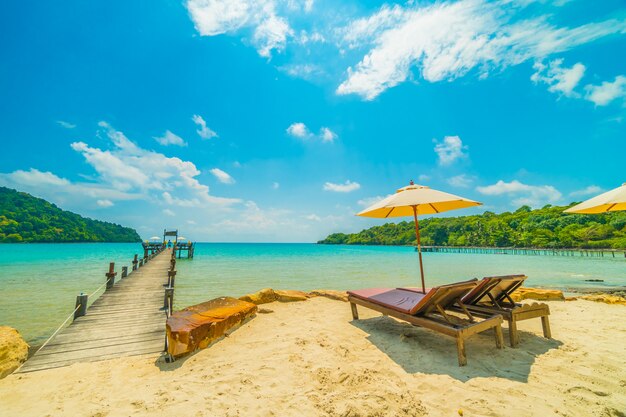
1, 297, 625, 417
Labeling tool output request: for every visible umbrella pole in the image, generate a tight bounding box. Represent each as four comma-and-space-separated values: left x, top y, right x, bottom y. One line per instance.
412, 206, 426, 294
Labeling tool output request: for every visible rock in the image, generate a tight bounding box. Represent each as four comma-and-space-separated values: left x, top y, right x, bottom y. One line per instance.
579, 294, 626, 306
510, 287, 564, 302
258, 308, 274, 314
166, 297, 257, 357
274, 290, 309, 302
308, 289, 349, 302
0, 326, 29, 379
239, 288, 278, 305
565, 296, 578, 301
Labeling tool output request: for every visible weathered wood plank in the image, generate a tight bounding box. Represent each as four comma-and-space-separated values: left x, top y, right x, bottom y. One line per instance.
18, 248, 172, 373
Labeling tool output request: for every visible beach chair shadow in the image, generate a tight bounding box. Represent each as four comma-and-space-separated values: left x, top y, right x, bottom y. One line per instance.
351, 315, 562, 382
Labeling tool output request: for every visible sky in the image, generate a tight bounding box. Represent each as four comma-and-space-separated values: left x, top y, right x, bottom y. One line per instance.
0, 0, 625, 242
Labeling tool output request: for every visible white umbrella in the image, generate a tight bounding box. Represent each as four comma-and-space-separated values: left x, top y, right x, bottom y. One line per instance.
358, 181, 482, 293
565, 183, 626, 214
148, 236, 161, 241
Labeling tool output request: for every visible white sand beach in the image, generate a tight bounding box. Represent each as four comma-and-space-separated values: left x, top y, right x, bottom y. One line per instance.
1, 297, 625, 417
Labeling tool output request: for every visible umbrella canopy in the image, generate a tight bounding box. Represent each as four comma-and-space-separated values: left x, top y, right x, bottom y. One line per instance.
148, 236, 161, 241
358, 181, 482, 293
177, 236, 187, 241
564, 183, 626, 214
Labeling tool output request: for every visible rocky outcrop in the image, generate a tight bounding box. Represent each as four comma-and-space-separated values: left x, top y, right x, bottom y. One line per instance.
275, 290, 309, 302
0, 326, 29, 379
307, 289, 349, 302
579, 294, 626, 306
510, 287, 564, 302
239, 288, 279, 305
166, 297, 257, 357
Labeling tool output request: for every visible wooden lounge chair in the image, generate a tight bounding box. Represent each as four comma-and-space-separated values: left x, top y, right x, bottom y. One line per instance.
460, 275, 551, 347
348, 279, 504, 366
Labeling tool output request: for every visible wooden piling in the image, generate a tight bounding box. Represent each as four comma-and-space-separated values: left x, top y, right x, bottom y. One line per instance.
168, 269, 177, 287
74, 293, 88, 320
132, 254, 138, 271
105, 262, 116, 290
121, 266, 128, 278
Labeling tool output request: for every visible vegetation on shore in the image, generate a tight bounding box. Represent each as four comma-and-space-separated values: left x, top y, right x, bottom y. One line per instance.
0, 187, 141, 243
319, 204, 626, 249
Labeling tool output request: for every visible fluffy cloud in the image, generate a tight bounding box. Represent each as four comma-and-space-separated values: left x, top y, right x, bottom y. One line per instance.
323, 180, 361, 193
286, 122, 310, 138
476, 180, 562, 207
447, 174, 473, 188
319, 127, 337, 142
163, 208, 176, 217
96, 199, 114, 208
154, 130, 187, 147
569, 185, 603, 197
434, 136, 468, 166
336, 0, 626, 99
192, 114, 218, 139
287, 122, 337, 142
585, 75, 626, 106
210, 168, 236, 184
186, 0, 293, 58
357, 195, 388, 207
531, 59, 586, 97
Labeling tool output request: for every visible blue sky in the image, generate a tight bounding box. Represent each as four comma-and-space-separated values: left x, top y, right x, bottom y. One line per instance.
0, 0, 625, 242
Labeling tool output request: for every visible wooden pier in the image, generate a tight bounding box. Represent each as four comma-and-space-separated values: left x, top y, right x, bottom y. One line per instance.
18, 248, 176, 373
421, 246, 626, 258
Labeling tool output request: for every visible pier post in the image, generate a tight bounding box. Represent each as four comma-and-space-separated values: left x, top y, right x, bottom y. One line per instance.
74, 293, 88, 320
132, 254, 138, 271
164, 287, 174, 310
139, 258, 144, 268
168, 269, 177, 287
121, 266, 128, 278
105, 262, 117, 290
170, 258, 176, 270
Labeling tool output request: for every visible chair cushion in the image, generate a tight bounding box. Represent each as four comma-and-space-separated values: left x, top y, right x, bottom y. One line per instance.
348, 288, 430, 315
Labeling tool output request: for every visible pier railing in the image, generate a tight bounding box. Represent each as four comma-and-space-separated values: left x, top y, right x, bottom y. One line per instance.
421, 246, 626, 258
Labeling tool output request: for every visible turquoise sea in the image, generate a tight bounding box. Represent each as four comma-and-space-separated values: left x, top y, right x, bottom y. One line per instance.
1, 243, 625, 344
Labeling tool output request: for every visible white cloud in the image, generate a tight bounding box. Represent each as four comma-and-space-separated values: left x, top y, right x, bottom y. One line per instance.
210, 168, 236, 184
304, 0, 314, 13
569, 185, 603, 197
585, 75, 626, 106
531, 59, 586, 97
434, 136, 468, 166
186, 0, 293, 58
56, 120, 76, 129
357, 195, 388, 207
476, 179, 562, 207
286, 122, 311, 138
447, 174, 473, 188
323, 180, 361, 193
272, 182, 280, 189
319, 127, 337, 142
418, 174, 430, 183
305, 213, 321, 221
96, 199, 114, 208
1, 169, 70, 187
154, 130, 187, 147
163, 208, 176, 217
192, 114, 218, 139
337, 0, 626, 99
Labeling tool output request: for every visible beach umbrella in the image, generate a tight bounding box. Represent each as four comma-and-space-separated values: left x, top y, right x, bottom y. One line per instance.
357, 181, 482, 293
564, 183, 626, 214
148, 236, 161, 241
177, 236, 187, 241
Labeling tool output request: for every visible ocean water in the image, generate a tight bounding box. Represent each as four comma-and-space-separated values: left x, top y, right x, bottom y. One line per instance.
1, 243, 625, 344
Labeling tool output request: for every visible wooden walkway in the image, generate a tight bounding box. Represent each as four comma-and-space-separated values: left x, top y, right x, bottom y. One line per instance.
18, 249, 172, 373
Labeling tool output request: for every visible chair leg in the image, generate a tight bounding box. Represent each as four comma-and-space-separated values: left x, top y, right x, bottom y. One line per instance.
350, 302, 359, 320
509, 319, 519, 347
541, 315, 552, 339
456, 336, 467, 366
494, 323, 504, 349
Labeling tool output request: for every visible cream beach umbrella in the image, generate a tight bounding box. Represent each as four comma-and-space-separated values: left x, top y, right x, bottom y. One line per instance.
564, 183, 626, 214
148, 236, 161, 241
357, 181, 482, 293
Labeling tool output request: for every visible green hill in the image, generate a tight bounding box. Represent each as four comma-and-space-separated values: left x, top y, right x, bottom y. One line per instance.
319, 204, 626, 249
0, 187, 141, 243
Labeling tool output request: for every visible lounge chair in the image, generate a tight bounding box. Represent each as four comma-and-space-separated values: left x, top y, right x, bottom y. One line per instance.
348, 279, 504, 366
460, 275, 551, 347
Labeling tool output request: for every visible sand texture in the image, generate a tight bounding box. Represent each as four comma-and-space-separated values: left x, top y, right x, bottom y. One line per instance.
0, 297, 624, 417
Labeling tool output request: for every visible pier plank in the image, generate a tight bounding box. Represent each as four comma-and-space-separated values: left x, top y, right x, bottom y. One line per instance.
17, 248, 173, 373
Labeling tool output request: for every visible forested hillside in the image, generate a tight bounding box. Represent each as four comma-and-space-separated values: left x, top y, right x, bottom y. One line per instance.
0, 187, 141, 243
319, 205, 626, 249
